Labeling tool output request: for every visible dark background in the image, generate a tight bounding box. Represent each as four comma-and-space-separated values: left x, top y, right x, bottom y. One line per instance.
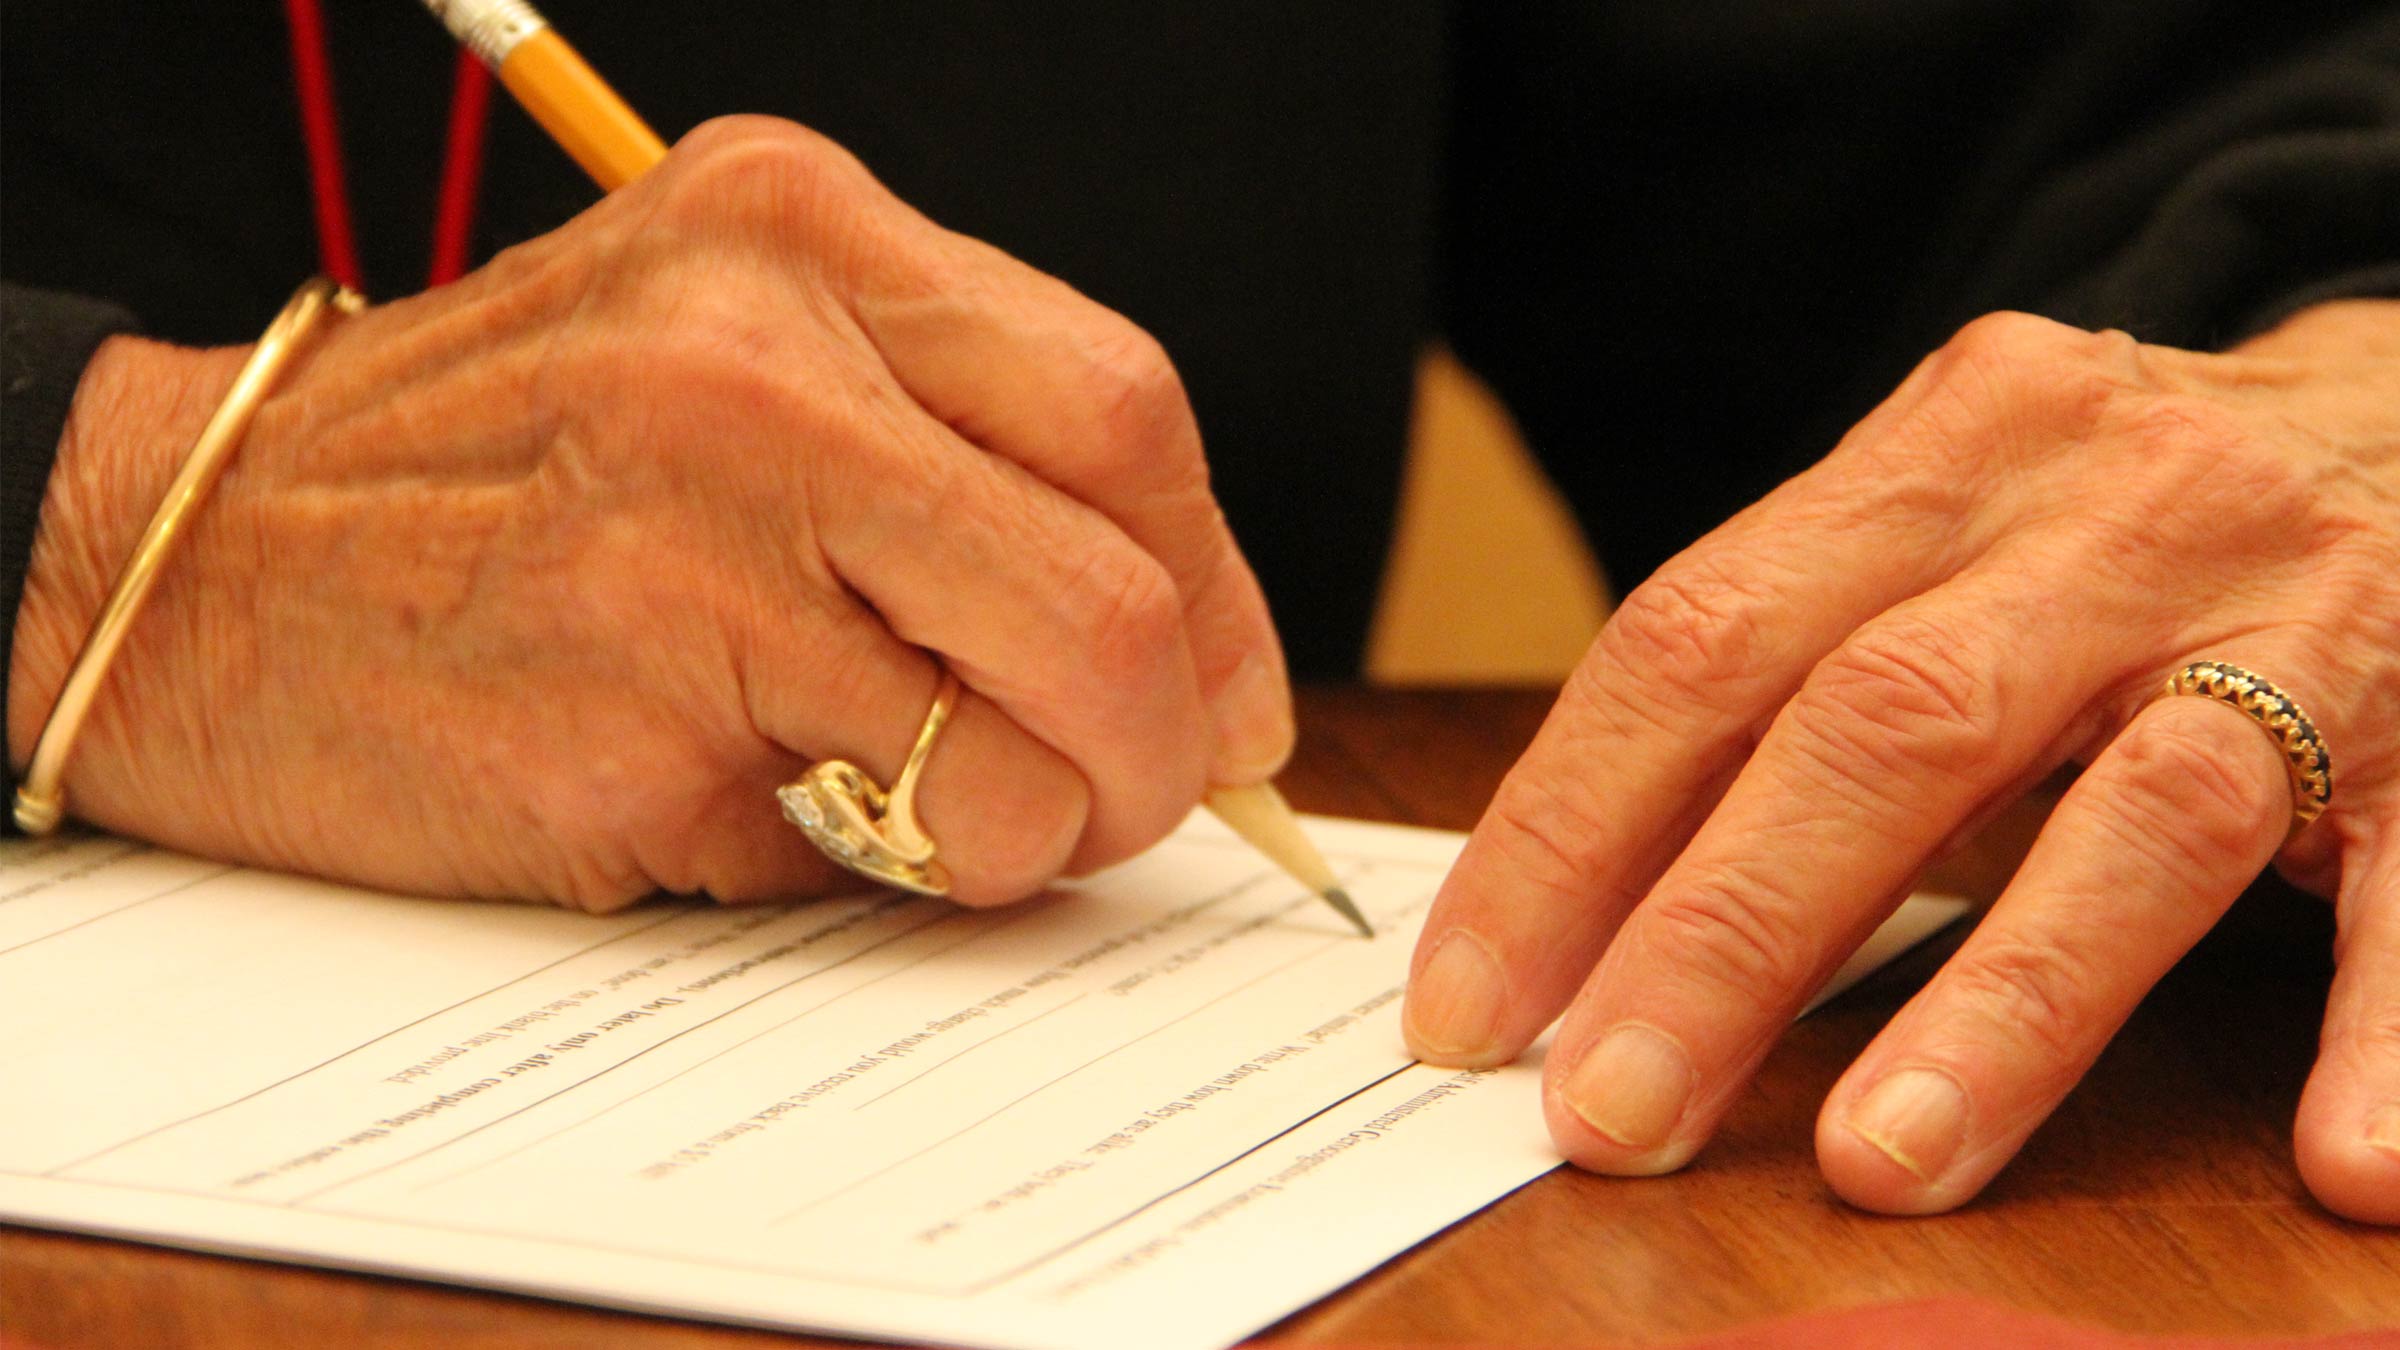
7, 2, 2395, 674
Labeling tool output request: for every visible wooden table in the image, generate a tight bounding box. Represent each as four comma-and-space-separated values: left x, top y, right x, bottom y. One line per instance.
5, 687, 2395, 1347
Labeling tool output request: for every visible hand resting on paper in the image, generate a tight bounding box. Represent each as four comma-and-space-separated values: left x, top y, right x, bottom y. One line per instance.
1401, 303, 2400, 1224
6, 116, 1292, 910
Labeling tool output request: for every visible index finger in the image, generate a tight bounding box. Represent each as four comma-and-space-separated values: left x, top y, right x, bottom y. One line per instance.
850, 229, 1294, 787
1401, 481, 1959, 1068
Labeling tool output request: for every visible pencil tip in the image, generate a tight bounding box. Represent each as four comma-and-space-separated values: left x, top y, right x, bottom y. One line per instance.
1323, 887, 1374, 939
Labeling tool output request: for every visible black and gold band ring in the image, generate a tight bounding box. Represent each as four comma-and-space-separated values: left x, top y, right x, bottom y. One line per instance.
2157, 661, 2335, 829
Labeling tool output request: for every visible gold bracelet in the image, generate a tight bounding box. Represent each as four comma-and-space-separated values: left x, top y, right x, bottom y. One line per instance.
12, 277, 363, 835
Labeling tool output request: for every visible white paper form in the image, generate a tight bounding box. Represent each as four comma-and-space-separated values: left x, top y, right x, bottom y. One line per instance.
0, 815, 1964, 1350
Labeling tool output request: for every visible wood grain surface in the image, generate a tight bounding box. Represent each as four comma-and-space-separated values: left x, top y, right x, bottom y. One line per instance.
5, 686, 2395, 1347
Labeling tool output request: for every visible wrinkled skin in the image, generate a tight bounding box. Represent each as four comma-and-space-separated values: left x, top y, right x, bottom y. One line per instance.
1402, 301, 2400, 1224
15, 112, 2396, 1225
9, 117, 1295, 911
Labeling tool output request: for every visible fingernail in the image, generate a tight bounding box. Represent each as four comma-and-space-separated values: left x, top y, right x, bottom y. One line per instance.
1846, 1068, 1970, 1182
1212, 652, 1294, 783
2366, 1104, 2400, 1159
1564, 1023, 1694, 1152
1405, 931, 1504, 1062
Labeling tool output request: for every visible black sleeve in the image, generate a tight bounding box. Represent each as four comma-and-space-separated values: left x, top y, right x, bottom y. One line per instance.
1, 3, 1445, 680
1438, 1, 2400, 598
1925, 8, 2400, 353
1, 282, 140, 769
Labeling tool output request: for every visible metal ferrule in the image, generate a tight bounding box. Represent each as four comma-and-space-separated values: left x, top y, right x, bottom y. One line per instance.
424, 0, 549, 66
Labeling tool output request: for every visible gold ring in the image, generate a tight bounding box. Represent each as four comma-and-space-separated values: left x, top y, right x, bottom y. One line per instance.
2156, 661, 2334, 830
777, 671, 961, 895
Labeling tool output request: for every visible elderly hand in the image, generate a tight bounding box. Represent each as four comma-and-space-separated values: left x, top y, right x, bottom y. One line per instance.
1402, 301, 2400, 1223
7, 117, 1291, 911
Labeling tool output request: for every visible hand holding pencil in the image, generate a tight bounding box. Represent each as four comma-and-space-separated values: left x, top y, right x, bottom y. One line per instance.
12, 4, 1314, 916
422, 0, 1367, 931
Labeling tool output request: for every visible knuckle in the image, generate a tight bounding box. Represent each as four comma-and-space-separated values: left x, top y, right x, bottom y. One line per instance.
662, 117, 865, 227
529, 773, 691, 912
676, 113, 797, 154
2338, 1005, 2400, 1069
1936, 311, 2125, 396
1899, 312, 2125, 460
1940, 937, 2099, 1065
1479, 766, 1621, 907
1063, 542, 1187, 688
1640, 864, 1819, 1010
1598, 556, 1783, 712
558, 873, 650, 916
1942, 310, 2085, 367
1546, 646, 1665, 754
1077, 320, 1197, 465
1787, 614, 2003, 788
2098, 707, 2286, 877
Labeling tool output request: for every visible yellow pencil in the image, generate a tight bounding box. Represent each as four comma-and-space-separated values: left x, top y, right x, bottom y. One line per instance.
422, 1, 662, 190
416, 0, 1372, 937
